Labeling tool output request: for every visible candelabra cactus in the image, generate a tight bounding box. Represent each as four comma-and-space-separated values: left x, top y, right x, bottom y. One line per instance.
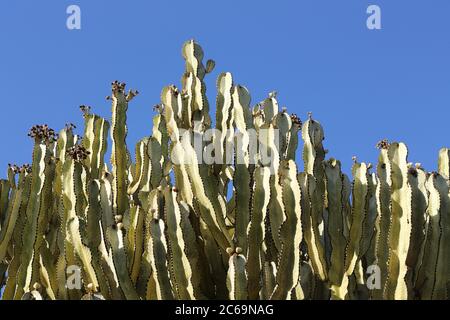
0, 40, 449, 300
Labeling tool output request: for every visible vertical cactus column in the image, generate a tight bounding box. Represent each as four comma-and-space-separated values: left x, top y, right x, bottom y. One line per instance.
271, 160, 302, 299
247, 165, 270, 299
405, 163, 428, 297
416, 169, 450, 299
62, 144, 99, 292
301, 115, 328, 283
372, 139, 391, 299
16, 125, 57, 297
384, 143, 412, 300
1, 165, 32, 300
109, 81, 138, 218
181, 39, 212, 129
340, 159, 369, 298
80, 106, 110, 180
324, 159, 348, 299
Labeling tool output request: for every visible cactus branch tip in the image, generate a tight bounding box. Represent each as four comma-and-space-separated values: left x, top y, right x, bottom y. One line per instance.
79, 105, 91, 115
65, 122, 77, 131
376, 139, 390, 150
66, 144, 90, 162
290, 113, 302, 127
28, 124, 57, 143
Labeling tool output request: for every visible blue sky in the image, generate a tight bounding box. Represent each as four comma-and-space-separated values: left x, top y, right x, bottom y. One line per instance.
0, 0, 449, 175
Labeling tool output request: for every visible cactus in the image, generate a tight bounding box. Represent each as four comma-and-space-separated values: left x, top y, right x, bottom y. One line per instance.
0, 40, 449, 300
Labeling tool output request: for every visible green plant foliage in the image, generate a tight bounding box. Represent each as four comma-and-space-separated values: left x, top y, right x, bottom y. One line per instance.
0, 41, 449, 300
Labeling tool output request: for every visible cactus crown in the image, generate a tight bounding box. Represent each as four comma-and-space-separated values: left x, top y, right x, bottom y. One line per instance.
66, 144, 90, 162
27, 124, 57, 143
290, 113, 302, 127
376, 138, 390, 150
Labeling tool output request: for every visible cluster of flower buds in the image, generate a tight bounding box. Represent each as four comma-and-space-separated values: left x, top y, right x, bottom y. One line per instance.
301, 249, 309, 262
376, 139, 390, 150
268, 91, 277, 99
113, 214, 123, 229
153, 104, 164, 113
408, 165, 418, 177
8, 163, 21, 174
126, 89, 139, 102
86, 283, 97, 294
290, 113, 302, 127
169, 84, 179, 96
21, 163, 32, 173
112, 214, 126, 234
252, 104, 265, 118
108, 80, 139, 102
111, 80, 126, 93
226, 246, 243, 256
180, 88, 189, 99
79, 105, 91, 116
65, 122, 77, 131
66, 144, 90, 162
407, 162, 423, 178
28, 124, 58, 143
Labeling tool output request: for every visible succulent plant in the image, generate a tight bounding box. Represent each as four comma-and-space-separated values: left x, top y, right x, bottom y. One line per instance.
0, 40, 449, 300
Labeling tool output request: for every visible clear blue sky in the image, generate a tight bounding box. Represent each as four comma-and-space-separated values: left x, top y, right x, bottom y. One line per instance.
0, 0, 449, 175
